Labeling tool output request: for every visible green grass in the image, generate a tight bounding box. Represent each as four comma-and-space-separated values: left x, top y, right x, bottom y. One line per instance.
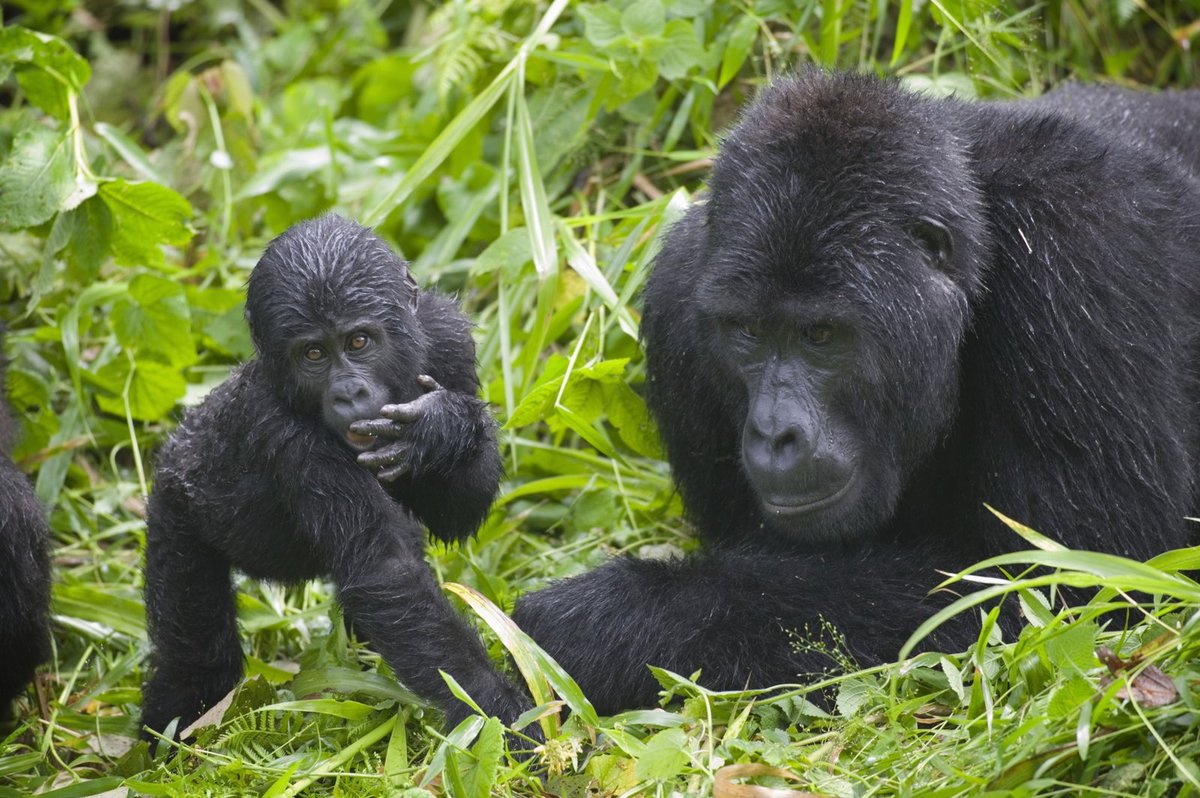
2, 0, 1200, 795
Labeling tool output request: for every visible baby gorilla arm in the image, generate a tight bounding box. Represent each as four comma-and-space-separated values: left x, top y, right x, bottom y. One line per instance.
352, 375, 502, 542
284, 441, 527, 726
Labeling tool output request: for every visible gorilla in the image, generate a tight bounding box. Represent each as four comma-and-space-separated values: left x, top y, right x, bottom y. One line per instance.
0, 328, 51, 710
514, 72, 1200, 714
142, 215, 527, 740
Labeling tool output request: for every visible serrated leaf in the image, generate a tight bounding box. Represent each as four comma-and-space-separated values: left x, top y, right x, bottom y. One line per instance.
0, 126, 75, 229
94, 356, 186, 421
112, 274, 196, 366
635, 727, 689, 782
506, 375, 564, 428
1045, 622, 1098, 672
606, 382, 664, 457
471, 227, 532, 279
60, 197, 114, 281
558, 378, 606, 424
659, 20, 704, 80
578, 4, 625, 48
622, 0, 666, 39
99, 179, 193, 268
0, 26, 91, 120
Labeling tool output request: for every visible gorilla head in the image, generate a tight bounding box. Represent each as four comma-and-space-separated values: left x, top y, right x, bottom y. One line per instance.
649, 74, 996, 544
245, 215, 428, 450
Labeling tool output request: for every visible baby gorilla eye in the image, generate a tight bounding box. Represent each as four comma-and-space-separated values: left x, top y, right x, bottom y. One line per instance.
348, 333, 369, 351
804, 324, 834, 345
304, 345, 325, 362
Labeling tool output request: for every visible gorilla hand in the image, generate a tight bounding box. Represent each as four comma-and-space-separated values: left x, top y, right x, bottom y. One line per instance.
352, 375, 454, 482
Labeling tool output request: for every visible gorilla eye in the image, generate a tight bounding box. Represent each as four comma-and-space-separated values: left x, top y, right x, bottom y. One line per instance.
304, 345, 325, 362
734, 322, 760, 341
804, 324, 834, 345
348, 333, 369, 351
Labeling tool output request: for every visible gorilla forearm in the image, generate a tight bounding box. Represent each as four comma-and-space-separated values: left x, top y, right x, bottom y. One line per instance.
513, 546, 974, 715
382, 390, 503, 541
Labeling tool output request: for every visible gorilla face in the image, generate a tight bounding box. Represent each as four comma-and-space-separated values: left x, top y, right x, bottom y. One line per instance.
697, 211, 972, 544
288, 316, 401, 451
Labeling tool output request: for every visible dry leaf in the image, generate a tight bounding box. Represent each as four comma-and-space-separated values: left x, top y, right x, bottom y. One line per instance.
1097, 645, 1179, 708
713, 763, 830, 798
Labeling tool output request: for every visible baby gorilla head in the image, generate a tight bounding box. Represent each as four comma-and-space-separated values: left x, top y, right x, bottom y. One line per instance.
245, 215, 428, 449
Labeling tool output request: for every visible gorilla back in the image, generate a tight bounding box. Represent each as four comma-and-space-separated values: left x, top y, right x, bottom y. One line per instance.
143, 215, 524, 741
515, 73, 1200, 715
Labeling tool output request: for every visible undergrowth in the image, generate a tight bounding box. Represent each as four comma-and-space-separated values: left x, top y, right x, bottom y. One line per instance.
2, 0, 1199, 795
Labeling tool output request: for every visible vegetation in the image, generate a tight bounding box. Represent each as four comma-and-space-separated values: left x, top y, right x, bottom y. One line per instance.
1, 0, 1199, 795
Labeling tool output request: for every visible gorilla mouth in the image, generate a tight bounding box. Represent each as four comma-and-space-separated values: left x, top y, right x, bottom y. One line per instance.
759, 471, 857, 516
345, 430, 377, 450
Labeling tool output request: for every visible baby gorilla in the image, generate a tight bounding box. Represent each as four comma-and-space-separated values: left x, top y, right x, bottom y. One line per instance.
142, 215, 524, 741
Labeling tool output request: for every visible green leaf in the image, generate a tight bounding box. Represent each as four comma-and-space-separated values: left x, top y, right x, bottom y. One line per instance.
53, 584, 146, 639
0, 126, 75, 229
94, 356, 187, 421
578, 4, 625, 48
112, 274, 196, 366
659, 20, 704, 80
635, 727, 689, 782
622, 0, 666, 39
460, 717, 503, 798
471, 227, 532, 279
1048, 675, 1094, 719
0, 26, 91, 120
892, 0, 915, 65
59, 197, 114, 281
606, 382, 664, 458
1044, 621, 1098, 672
719, 15, 759, 88
99, 179, 194, 268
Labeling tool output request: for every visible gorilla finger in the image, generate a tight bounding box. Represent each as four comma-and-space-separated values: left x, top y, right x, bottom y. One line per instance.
378, 463, 412, 482
416, 374, 444, 392
359, 445, 409, 468
379, 392, 439, 422
350, 419, 403, 437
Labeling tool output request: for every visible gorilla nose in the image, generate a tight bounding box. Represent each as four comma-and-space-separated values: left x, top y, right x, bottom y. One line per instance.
743, 420, 807, 476
332, 378, 370, 404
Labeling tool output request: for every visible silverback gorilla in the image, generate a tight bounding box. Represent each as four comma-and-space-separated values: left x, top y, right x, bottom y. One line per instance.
514, 72, 1200, 714
142, 215, 526, 740
0, 330, 51, 710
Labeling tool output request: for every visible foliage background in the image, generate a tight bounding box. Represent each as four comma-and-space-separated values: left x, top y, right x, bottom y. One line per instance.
2, 0, 1199, 795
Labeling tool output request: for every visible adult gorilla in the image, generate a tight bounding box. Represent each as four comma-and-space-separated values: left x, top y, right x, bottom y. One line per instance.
515, 72, 1200, 714
142, 215, 526, 740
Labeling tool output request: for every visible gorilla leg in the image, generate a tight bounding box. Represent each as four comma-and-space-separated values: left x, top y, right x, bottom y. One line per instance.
142, 498, 241, 736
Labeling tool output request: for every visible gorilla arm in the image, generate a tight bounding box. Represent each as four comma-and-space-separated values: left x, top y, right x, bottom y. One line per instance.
277, 432, 526, 726
512, 544, 973, 715
352, 292, 503, 543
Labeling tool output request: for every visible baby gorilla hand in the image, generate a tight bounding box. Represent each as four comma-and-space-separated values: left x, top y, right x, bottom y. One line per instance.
351, 375, 448, 482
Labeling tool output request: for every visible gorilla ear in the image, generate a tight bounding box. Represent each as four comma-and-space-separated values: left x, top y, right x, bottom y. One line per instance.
911, 217, 953, 274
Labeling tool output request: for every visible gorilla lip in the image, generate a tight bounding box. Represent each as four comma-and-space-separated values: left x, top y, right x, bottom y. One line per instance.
345, 430, 376, 450
760, 471, 857, 516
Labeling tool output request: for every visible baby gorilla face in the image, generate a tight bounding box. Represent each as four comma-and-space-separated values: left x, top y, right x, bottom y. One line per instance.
289, 317, 401, 450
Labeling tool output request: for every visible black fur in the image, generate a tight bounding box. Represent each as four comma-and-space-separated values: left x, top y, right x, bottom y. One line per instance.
0, 328, 51, 710
142, 215, 523, 740
515, 73, 1200, 714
